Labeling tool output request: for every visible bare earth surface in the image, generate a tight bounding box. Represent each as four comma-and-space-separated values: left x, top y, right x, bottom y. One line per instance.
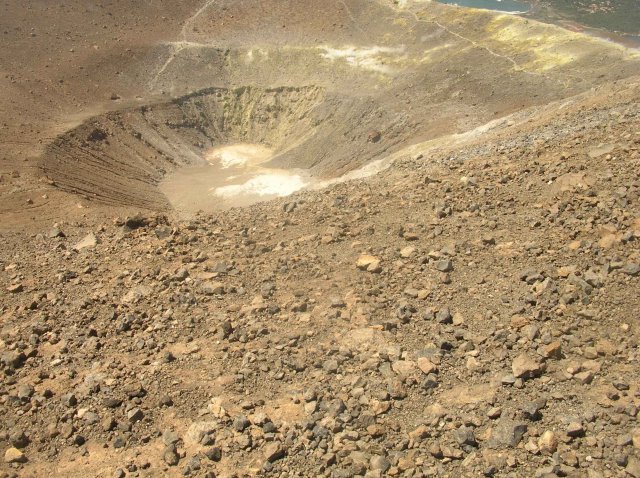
1, 1, 640, 478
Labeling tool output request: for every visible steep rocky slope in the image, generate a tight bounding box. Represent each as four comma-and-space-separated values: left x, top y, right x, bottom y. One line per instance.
1, 76, 639, 477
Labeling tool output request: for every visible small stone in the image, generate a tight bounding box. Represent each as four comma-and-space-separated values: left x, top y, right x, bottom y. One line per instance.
303, 389, 317, 402
7, 283, 24, 293
113, 436, 126, 448
622, 263, 640, 276
173, 268, 189, 281
205, 446, 222, 462
125, 385, 146, 398
613, 380, 630, 391
155, 226, 172, 239
186, 422, 217, 446
356, 254, 382, 273
391, 360, 416, 377
454, 425, 476, 446
47, 227, 65, 238
436, 307, 452, 324
163, 444, 180, 466
102, 416, 116, 432
60, 423, 75, 439
370, 455, 391, 472
417, 357, 438, 375
16, 384, 34, 400
162, 429, 180, 446
403, 232, 419, 241
632, 429, 640, 448
9, 430, 29, 448
521, 398, 546, 421
435, 259, 453, 272
574, 370, 594, 385
538, 430, 558, 454
1, 351, 26, 369
400, 246, 416, 258
627, 456, 640, 478
429, 442, 443, 458
159, 395, 174, 407
323, 359, 339, 373
127, 408, 144, 423
233, 415, 250, 432
201, 281, 225, 295
541, 341, 562, 359
488, 420, 527, 448
103, 397, 123, 408
330, 297, 346, 308
264, 443, 286, 462
566, 422, 584, 438
501, 374, 516, 385
511, 354, 542, 379
73, 233, 98, 250
4, 447, 26, 463
186, 455, 201, 473
61, 393, 78, 407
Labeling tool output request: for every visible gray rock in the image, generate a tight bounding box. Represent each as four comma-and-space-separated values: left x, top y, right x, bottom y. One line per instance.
83, 411, 100, 425
9, 429, 29, 448
233, 415, 250, 432
260, 282, 276, 298
622, 263, 640, 276
173, 268, 189, 281
454, 425, 477, 446
323, 359, 339, 373
436, 307, 452, 324
61, 393, 77, 407
303, 389, 317, 402
201, 281, 225, 295
16, 384, 34, 400
47, 228, 65, 238
566, 422, 584, 438
370, 455, 391, 472
435, 259, 453, 272
127, 408, 144, 423
488, 420, 528, 448
103, 397, 122, 408
204, 446, 222, 462
1, 351, 26, 369
163, 429, 181, 446
155, 226, 172, 239
163, 443, 180, 466
522, 398, 547, 421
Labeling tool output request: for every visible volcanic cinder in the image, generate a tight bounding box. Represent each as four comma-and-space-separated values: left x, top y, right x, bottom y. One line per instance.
1, 1, 640, 478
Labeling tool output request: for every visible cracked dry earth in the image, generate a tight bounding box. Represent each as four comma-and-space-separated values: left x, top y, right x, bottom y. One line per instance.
2, 74, 640, 478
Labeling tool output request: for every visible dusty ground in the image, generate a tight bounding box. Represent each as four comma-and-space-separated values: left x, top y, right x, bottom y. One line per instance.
1, 1, 640, 478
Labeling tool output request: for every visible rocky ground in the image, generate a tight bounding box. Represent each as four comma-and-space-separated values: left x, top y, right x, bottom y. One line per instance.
2, 72, 640, 478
